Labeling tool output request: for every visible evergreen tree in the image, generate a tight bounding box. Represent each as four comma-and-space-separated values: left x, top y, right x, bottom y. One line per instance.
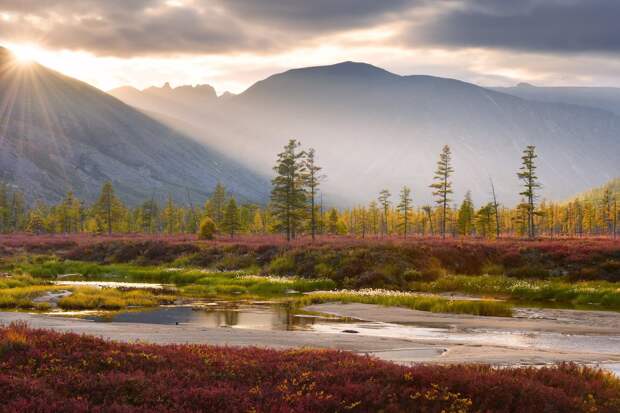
94, 181, 124, 235
271, 139, 307, 241
517, 145, 541, 239
304, 148, 324, 241
221, 198, 240, 238
377, 189, 391, 236
476, 203, 495, 238
489, 178, 501, 239
457, 191, 475, 236
430, 145, 454, 239
396, 186, 413, 238
163, 195, 177, 234
206, 183, 226, 225
327, 208, 339, 234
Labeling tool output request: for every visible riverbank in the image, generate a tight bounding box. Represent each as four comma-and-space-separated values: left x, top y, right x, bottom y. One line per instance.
2, 302, 619, 367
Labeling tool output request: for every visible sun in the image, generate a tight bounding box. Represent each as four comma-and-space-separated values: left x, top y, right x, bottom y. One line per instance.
10, 44, 44, 64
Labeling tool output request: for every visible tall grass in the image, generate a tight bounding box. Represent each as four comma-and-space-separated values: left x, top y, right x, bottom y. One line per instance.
57, 287, 175, 310
412, 275, 620, 310
298, 289, 513, 317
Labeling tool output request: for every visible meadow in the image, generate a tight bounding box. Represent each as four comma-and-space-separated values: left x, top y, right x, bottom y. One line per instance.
1, 323, 619, 413
0, 235, 618, 314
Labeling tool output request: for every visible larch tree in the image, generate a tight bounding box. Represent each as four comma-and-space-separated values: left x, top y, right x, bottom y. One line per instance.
430, 145, 454, 239
222, 198, 240, 238
377, 189, 391, 236
271, 139, 307, 241
397, 186, 413, 238
517, 145, 541, 239
304, 148, 324, 241
489, 178, 501, 239
457, 191, 475, 237
94, 181, 124, 235
206, 183, 226, 225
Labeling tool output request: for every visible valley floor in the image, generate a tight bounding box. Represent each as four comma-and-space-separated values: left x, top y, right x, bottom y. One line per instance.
3, 302, 619, 368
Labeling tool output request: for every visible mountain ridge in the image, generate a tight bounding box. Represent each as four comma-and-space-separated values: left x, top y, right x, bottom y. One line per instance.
0, 48, 269, 205
109, 61, 620, 206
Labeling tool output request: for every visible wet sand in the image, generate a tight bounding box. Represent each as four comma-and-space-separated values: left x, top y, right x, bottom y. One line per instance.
2, 304, 619, 367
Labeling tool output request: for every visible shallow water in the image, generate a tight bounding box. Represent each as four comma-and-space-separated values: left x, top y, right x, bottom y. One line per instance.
52, 281, 171, 290
311, 321, 620, 354
70, 304, 348, 331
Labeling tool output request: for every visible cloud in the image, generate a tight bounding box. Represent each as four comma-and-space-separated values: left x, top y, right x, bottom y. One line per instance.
0, 0, 421, 57
409, 0, 620, 53
0, 0, 265, 56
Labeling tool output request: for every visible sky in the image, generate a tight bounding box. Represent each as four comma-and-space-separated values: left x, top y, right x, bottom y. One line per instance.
2, 0, 620, 94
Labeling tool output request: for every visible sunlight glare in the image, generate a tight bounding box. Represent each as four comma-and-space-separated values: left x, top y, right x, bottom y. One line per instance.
11, 44, 43, 64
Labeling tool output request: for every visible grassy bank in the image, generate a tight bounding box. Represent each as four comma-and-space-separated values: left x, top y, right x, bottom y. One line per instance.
411, 275, 620, 310
1, 323, 619, 412
299, 289, 513, 317
0, 275, 175, 311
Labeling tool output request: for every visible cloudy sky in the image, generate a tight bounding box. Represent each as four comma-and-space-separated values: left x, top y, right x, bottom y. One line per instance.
2, 0, 620, 93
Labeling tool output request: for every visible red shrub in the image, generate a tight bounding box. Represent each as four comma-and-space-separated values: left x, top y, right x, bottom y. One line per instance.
0, 324, 619, 412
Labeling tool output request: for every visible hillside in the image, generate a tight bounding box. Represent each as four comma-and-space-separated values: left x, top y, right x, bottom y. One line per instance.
0, 48, 268, 205
111, 62, 620, 205
492, 83, 620, 115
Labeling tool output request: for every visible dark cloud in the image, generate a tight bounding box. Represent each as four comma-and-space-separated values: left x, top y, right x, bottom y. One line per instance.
0, 0, 421, 56
217, 0, 416, 31
411, 0, 620, 53
1, 0, 618, 57
0, 0, 265, 56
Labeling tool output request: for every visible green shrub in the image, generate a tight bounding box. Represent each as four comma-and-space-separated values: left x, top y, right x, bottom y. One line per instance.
198, 217, 217, 240
267, 255, 296, 275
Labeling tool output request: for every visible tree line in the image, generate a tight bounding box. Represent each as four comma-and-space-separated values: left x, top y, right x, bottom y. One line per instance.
0, 142, 617, 239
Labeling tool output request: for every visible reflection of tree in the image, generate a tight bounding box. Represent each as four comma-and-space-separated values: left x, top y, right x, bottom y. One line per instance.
222, 310, 239, 326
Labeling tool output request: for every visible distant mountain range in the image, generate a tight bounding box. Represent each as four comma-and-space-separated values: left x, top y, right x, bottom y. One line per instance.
493, 83, 620, 116
110, 61, 620, 205
0, 48, 268, 205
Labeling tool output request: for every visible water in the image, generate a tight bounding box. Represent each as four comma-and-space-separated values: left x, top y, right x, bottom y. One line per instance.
52, 281, 171, 290
75, 303, 348, 331
312, 321, 620, 354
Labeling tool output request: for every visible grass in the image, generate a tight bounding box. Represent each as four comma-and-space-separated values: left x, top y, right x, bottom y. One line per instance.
0, 275, 175, 311
2, 323, 619, 412
12, 258, 338, 298
411, 275, 620, 310
57, 287, 176, 310
298, 289, 514, 317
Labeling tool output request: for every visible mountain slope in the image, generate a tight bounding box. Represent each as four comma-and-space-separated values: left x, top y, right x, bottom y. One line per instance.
492, 83, 620, 115
110, 62, 620, 205
0, 48, 268, 204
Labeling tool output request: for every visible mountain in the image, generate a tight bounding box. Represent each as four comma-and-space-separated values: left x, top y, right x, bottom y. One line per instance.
0, 48, 268, 205
110, 61, 620, 205
492, 83, 620, 115
108, 82, 220, 124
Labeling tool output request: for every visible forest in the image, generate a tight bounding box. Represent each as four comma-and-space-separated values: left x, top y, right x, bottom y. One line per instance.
1, 141, 617, 240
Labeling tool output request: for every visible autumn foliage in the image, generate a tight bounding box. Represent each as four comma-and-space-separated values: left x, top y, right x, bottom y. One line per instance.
1, 323, 619, 412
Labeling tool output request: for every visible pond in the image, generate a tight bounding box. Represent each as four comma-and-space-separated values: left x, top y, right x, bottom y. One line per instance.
63, 303, 351, 331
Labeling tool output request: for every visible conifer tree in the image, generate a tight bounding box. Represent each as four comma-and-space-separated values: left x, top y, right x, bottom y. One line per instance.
206, 183, 226, 225
517, 145, 541, 239
430, 145, 454, 239
94, 181, 124, 235
378, 189, 391, 236
271, 139, 307, 241
397, 186, 413, 238
457, 191, 475, 236
327, 208, 339, 234
222, 198, 240, 238
304, 148, 324, 241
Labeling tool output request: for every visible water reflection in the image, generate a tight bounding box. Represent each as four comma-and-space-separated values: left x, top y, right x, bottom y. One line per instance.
82, 304, 341, 331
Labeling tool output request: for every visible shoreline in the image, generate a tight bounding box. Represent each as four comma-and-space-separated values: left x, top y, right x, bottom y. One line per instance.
2, 303, 620, 367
